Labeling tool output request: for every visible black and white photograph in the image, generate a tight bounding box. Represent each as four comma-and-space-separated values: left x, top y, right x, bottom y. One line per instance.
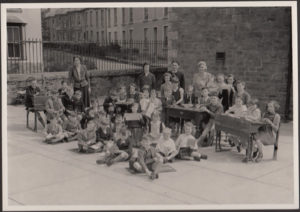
1, 1, 299, 210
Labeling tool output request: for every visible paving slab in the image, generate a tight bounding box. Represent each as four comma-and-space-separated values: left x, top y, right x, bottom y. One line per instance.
10, 174, 184, 205
8, 153, 92, 195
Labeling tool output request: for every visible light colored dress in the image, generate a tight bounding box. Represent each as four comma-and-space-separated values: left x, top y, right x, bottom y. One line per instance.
192, 72, 216, 97
257, 112, 280, 145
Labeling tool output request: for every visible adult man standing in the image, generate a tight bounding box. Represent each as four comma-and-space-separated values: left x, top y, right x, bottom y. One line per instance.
168, 61, 185, 90
136, 63, 156, 91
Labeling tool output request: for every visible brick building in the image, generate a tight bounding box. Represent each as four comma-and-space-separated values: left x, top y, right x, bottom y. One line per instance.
168, 7, 292, 118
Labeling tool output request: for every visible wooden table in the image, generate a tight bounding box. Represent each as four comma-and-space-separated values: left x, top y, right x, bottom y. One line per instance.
164, 105, 209, 133
115, 102, 133, 114
214, 114, 266, 162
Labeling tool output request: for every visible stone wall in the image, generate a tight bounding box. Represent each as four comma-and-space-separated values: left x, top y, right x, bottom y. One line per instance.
168, 7, 292, 117
7, 67, 166, 104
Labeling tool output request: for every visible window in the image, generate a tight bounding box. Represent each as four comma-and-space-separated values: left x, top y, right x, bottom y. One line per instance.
86, 31, 89, 41
144, 8, 148, 21
85, 12, 88, 26
108, 32, 111, 42
96, 11, 99, 26
114, 8, 117, 26
78, 14, 80, 25
129, 8, 133, 23
97, 31, 99, 42
122, 8, 126, 25
153, 8, 157, 20
107, 9, 111, 27
101, 10, 104, 27
78, 32, 81, 41
122, 30, 126, 41
153, 27, 157, 41
101, 30, 105, 42
129, 29, 133, 41
164, 8, 168, 17
90, 11, 93, 26
90, 30, 93, 41
7, 25, 23, 59
163, 26, 168, 47
144, 28, 148, 49
114, 31, 118, 42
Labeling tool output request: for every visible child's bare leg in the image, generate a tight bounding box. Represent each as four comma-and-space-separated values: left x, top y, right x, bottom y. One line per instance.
255, 139, 263, 162
133, 162, 143, 172
113, 151, 129, 163
151, 161, 161, 176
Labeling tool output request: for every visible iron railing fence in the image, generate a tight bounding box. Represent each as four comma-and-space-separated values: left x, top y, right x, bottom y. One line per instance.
7, 39, 168, 74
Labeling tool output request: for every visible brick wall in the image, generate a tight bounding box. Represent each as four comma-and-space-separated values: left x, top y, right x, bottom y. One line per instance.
168, 7, 292, 117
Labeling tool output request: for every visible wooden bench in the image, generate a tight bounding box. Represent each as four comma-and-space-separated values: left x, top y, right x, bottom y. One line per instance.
26, 95, 49, 132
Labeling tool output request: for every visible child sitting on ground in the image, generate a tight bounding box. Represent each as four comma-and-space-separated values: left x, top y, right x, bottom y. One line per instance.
197, 93, 224, 147
156, 127, 178, 163
127, 83, 140, 104
160, 72, 173, 98
225, 97, 247, 117
175, 122, 208, 161
124, 103, 144, 148
72, 90, 85, 113
96, 125, 132, 166
62, 112, 81, 142
45, 89, 66, 124
77, 120, 97, 153
128, 136, 162, 180
44, 116, 67, 144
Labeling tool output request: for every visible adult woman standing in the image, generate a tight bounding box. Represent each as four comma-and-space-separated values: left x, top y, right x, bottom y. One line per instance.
68, 56, 91, 108
192, 61, 217, 97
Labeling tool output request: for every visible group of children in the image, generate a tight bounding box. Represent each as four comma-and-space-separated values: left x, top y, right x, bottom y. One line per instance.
28, 69, 281, 180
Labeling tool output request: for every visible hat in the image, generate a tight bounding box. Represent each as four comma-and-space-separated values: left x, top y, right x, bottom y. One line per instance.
164, 72, 171, 77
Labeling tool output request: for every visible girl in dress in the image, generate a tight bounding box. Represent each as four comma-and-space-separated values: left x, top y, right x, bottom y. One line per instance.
252, 101, 280, 162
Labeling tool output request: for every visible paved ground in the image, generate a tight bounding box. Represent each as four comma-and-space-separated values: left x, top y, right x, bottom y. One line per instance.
5, 105, 296, 208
